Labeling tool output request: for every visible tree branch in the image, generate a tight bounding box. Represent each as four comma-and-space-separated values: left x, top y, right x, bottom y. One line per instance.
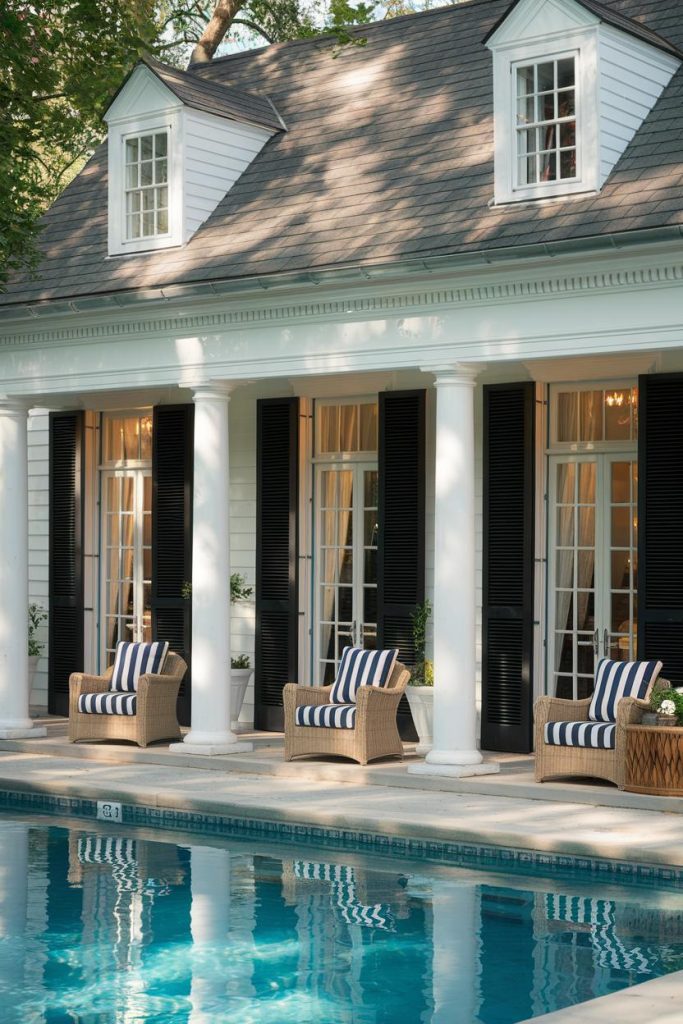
187, 0, 246, 64
231, 17, 273, 42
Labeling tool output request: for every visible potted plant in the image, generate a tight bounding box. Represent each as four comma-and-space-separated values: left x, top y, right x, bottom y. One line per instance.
650, 688, 683, 726
28, 603, 47, 698
182, 574, 254, 729
405, 600, 433, 755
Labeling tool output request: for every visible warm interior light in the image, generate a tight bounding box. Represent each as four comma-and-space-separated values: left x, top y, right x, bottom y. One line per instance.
605, 390, 627, 408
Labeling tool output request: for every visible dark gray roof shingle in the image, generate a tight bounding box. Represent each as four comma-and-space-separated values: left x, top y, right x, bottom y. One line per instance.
2, 0, 682, 308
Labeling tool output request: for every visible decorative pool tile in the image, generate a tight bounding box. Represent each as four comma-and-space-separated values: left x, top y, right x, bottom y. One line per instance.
0, 786, 681, 889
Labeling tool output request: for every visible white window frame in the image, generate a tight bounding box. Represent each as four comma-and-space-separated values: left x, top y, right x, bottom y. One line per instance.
548, 380, 638, 453
123, 128, 170, 244
511, 52, 580, 192
490, 28, 600, 204
107, 109, 184, 256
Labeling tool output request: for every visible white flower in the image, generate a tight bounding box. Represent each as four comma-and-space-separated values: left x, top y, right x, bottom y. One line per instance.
660, 699, 676, 716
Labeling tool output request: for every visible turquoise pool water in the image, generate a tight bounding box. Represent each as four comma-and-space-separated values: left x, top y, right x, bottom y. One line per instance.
1, 814, 682, 1023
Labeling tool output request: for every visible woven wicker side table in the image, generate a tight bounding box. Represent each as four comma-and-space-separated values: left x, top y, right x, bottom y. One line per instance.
624, 725, 683, 796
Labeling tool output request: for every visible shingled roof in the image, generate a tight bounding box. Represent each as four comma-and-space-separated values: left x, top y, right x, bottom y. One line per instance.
2, 0, 682, 309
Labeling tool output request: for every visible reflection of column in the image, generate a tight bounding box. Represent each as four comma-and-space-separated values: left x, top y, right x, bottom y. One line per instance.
409, 367, 497, 779
0, 824, 29, 1011
170, 384, 251, 755
189, 846, 231, 1024
430, 881, 481, 1024
0, 401, 46, 738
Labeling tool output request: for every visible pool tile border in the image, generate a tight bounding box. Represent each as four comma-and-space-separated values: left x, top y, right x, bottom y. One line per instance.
1, 786, 681, 888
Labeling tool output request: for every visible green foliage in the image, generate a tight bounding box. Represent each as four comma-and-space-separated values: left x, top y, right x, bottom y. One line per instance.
650, 687, 683, 722
1, 0, 162, 284
231, 653, 251, 669
182, 572, 253, 602
409, 599, 433, 687
28, 603, 47, 657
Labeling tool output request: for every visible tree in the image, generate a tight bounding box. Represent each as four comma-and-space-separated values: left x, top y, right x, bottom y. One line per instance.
1, 0, 438, 287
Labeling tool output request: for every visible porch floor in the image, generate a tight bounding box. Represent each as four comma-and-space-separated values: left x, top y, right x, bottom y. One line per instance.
1, 718, 683, 869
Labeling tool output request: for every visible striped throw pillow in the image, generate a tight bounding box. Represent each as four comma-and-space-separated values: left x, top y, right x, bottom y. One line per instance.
329, 647, 398, 704
110, 641, 169, 693
588, 658, 662, 723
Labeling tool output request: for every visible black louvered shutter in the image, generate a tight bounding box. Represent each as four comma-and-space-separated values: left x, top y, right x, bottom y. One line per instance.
482, 383, 535, 753
255, 398, 299, 731
152, 404, 194, 725
638, 373, 683, 685
49, 412, 85, 716
378, 390, 425, 741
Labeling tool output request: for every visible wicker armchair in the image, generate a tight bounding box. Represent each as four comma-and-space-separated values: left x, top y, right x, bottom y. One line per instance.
283, 661, 410, 765
68, 652, 187, 747
534, 677, 668, 789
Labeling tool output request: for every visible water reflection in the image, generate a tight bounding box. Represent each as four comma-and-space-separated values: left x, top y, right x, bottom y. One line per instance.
0, 817, 682, 1024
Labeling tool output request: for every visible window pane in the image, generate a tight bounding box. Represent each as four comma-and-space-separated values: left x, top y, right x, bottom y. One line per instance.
359, 403, 378, 451
318, 406, 339, 454
339, 404, 357, 452
580, 391, 603, 442
558, 58, 575, 88
537, 62, 554, 92
140, 416, 153, 461
559, 121, 576, 148
143, 189, 155, 211
155, 158, 168, 184
125, 164, 138, 189
556, 551, 574, 590
141, 161, 153, 186
540, 151, 556, 181
578, 506, 595, 546
612, 551, 631, 590
537, 92, 555, 122
557, 506, 574, 547
517, 65, 534, 96
605, 394, 631, 441
578, 462, 596, 504
611, 507, 630, 547
157, 186, 168, 209
611, 461, 630, 503
142, 211, 155, 236
140, 135, 153, 161
560, 89, 575, 117
104, 419, 124, 462
560, 149, 576, 179
155, 132, 167, 157
156, 209, 168, 234
125, 138, 138, 164
556, 461, 575, 501
126, 191, 140, 214
518, 157, 536, 185
557, 393, 577, 442
519, 128, 536, 155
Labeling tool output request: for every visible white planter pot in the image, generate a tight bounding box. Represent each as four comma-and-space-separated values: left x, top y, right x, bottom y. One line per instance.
28, 655, 39, 704
230, 668, 252, 731
406, 686, 433, 756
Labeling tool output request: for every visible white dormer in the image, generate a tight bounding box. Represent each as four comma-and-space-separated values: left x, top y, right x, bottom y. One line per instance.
104, 59, 284, 256
485, 0, 681, 205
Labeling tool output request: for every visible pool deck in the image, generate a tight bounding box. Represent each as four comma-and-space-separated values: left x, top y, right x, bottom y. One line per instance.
1, 714, 683, 867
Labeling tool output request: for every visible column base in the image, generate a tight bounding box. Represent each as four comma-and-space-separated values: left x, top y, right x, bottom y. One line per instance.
407, 761, 500, 779
169, 732, 253, 756
414, 743, 433, 757
0, 723, 47, 740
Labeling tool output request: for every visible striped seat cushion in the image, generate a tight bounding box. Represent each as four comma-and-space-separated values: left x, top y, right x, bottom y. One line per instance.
544, 721, 615, 749
110, 641, 169, 693
588, 658, 662, 722
329, 647, 398, 704
295, 703, 357, 729
78, 692, 137, 715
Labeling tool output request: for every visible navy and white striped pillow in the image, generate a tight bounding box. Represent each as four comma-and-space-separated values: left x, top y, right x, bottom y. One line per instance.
110, 641, 169, 693
588, 658, 662, 723
329, 647, 398, 704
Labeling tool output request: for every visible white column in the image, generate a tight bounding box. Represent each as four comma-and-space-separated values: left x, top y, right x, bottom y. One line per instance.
409, 367, 497, 778
188, 846, 232, 1023
430, 881, 481, 1024
170, 384, 251, 755
0, 400, 46, 739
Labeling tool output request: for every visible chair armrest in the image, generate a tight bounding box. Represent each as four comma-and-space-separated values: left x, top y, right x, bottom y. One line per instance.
356, 685, 403, 709
136, 672, 182, 703
534, 695, 591, 728
69, 673, 111, 698
283, 684, 334, 729
616, 696, 651, 727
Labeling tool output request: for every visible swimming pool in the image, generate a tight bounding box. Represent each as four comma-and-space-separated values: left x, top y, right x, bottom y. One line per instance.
1, 813, 682, 1024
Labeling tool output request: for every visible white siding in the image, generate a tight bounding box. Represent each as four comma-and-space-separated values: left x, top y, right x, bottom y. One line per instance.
598, 26, 680, 186
183, 109, 273, 241
28, 410, 50, 708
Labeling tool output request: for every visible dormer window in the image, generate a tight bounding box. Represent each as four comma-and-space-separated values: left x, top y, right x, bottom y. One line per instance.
485, 0, 681, 207
124, 131, 169, 240
515, 56, 577, 187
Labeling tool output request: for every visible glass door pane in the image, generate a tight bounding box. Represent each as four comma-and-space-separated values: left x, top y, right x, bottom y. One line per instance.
550, 457, 597, 700
362, 468, 379, 650
317, 468, 355, 685
604, 458, 637, 662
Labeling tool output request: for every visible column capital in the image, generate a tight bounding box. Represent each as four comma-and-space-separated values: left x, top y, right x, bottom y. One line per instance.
420, 363, 481, 387
0, 395, 31, 415
190, 380, 239, 402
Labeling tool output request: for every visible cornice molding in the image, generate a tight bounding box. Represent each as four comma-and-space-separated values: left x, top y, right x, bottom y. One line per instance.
0, 260, 681, 351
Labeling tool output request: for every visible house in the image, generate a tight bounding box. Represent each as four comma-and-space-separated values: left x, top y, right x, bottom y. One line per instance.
0, 0, 681, 775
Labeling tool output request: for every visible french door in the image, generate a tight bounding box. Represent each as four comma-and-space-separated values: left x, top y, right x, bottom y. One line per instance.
548, 453, 638, 699
100, 469, 152, 666
314, 462, 379, 685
